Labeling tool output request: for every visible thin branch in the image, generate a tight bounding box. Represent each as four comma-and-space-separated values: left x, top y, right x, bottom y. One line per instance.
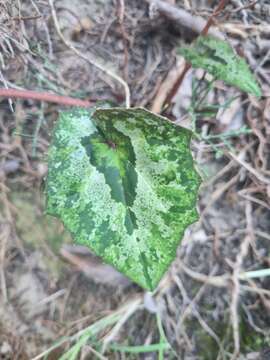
164, 0, 229, 106
48, 0, 130, 108
201, 0, 230, 36
228, 151, 270, 185
230, 201, 253, 360
0, 88, 92, 107
164, 62, 191, 108
147, 0, 224, 39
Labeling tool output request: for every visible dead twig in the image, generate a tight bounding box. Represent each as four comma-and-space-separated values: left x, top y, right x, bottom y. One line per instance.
231, 0, 259, 13
0, 88, 92, 107
163, 0, 229, 107
101, 299, 141, 353
179, 262, 229, 287
147, 0, 224, 38
150, 57, 186, 113
117, 0, 129, 81
0, 223, 10, 303
199, 173, 239, 221
173, 272, 225, 358
12, 15, 41, 21
230, 201, 253, 360
228, 151, 270, 185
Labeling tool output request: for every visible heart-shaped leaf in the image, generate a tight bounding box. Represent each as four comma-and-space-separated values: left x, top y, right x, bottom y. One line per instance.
179, 35, 262, 97
46, 108, 201, 290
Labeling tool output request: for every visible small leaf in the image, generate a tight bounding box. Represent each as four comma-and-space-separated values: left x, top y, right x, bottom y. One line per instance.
179, 36, 262, 97
46, 107, 201, 290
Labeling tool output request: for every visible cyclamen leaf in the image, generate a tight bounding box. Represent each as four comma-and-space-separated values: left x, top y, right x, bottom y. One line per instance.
179, 36, 262, 97
46, 107, 201, 290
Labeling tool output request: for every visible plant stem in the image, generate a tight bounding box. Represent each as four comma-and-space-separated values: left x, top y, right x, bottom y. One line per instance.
164, 0, 229, 106
0, 88, 92, 107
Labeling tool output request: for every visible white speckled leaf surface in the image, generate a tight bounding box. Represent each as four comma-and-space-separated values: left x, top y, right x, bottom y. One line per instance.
179, 36, 261, 97
46, 107, 201, 290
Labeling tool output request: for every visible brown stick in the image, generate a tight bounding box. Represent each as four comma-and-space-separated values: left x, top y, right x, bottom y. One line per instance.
147, 0, 224, 39
201, 0, 230, 36
164, 62, 191, 108
164, 0, 230, 107
0, 88, 92, 108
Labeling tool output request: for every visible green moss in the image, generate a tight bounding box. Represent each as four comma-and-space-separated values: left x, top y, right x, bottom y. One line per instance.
239, 315, 270, 352
183, 309, 270, 359
11, 191, 72, 277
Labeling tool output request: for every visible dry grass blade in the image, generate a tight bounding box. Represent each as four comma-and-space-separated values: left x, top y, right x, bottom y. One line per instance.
228, 151, 270, 185
48, 0, 130, 108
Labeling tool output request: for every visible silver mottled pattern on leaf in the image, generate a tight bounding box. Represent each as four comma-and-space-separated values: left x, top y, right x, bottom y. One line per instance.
179, 35, 262, 97
46, 107, 201, 290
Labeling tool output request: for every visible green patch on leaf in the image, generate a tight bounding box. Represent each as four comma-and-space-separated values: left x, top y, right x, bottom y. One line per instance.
46, 107, 201, 290
179, 35, 262, 97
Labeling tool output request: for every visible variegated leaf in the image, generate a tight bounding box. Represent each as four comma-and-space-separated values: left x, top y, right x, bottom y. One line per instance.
179, 35, 262, 97
46, 108, 201, 290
